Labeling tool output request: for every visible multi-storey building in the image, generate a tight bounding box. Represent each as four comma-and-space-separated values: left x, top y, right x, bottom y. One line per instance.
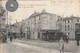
10, 22, 20, 34
0, 7, 7, 29
0, 5, 7, 33
0, 2, 8, 42
25, 9, 61, 40
9, 22, 20, 38
10, 20, 26, 38
57, 16, 80, 39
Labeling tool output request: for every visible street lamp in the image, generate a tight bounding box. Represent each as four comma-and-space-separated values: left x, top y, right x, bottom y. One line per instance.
6, 11, 8, 37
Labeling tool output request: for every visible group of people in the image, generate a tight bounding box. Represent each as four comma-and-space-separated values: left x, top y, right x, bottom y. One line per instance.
0, 31, 7, 43
8, 32, 14, 42
0, 31, 14, 43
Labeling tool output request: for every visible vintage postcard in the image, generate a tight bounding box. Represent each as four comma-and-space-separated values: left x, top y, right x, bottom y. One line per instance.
0, 0, 80, 53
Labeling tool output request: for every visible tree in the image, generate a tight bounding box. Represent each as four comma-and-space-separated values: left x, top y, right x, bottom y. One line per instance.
0, 7, 5, 17
19, 23, 24, 38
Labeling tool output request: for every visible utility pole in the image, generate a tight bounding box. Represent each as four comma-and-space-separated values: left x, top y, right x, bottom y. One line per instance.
7, 11, 8, 37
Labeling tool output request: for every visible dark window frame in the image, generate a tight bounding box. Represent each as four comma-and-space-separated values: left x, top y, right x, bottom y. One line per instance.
68, 25, 70, 30
68, 32, 70, 35
68, 20, 69, 23
65, 21, 66, 24
77, 19, 79, 22
65, 25, 66, 31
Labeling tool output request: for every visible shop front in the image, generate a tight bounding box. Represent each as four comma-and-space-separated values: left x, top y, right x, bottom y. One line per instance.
40, 30, 62, 42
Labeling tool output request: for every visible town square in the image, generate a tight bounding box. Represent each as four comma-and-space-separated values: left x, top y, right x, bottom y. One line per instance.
0, 0, 80, 53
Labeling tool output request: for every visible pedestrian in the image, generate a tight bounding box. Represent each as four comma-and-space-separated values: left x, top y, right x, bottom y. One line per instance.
2, 31, 7, 43
10, 35, 13, 42
65, 35, 69, 43
8, 32, 11, 37
59, 37, 64, 53
76, 37, 79, 46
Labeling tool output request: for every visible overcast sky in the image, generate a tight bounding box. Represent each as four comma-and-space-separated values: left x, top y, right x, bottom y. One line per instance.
1, 0, 80, 24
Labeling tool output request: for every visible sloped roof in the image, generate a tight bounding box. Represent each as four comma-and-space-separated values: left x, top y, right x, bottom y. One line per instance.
63, 16, 80, 21
29, 12, 40, 18
25, 10, 58, 20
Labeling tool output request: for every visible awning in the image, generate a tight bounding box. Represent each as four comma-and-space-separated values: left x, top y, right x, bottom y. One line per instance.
40, 29, 61, 33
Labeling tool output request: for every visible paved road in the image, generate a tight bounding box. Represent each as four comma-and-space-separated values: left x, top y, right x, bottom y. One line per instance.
0, 41, 59, 53
0, 39, 80, 53
14, 39, 80, 52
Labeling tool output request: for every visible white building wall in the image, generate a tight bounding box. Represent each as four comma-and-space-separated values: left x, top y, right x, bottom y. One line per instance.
40, 14, 58, 30
59, 17, 80, 39
24, 10, 61, 40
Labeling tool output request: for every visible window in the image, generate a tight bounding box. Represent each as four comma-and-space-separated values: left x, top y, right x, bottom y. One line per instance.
65, 32, 66, 35
35, 23, 36, 25
38, 32, 40, 38
0, 24, 1, 27
68, 25, 70, 30
65, 25, 66, 31
68, 20, 69, 23
32, 32, 34, 36
68, 32, 70, 35
77, 19, 79, 22
65, 21, 66, 24
71, 19, 73, 22
39, 17, 40, 20
79, 25, 80, 28
56, 24, 57, 26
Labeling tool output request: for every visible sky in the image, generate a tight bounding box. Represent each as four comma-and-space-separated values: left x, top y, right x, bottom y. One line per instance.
1, 0, 80, 24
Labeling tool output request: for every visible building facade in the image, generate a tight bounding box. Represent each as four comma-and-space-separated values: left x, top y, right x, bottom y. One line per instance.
0, 7, 7, 29
57, 16, 80, 39
0, 2, 8, 43
25, 9, 61, 40
10, 20, 26, 38
0, 5, 7, 36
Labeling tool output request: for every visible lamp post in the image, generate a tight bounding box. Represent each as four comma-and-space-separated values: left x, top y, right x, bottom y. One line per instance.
6, 11, 8, 37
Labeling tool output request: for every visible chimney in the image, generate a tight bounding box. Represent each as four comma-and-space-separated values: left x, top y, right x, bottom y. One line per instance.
16, 20, 17, 23
34, 10, 37, 13
42, 9, 46, 13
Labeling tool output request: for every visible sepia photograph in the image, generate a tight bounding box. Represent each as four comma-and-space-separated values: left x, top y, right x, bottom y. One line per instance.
0, 0, 80, 53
